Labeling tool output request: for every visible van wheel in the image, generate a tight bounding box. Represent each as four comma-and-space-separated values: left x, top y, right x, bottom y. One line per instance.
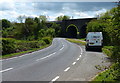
99, 48, 102, 52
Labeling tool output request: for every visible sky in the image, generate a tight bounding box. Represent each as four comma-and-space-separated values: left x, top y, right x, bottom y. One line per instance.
0, 0, 118, 22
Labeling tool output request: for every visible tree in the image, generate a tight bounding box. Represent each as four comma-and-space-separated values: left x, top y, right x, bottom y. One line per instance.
46, 28, 55, 37
39, 15, 47, 22
34, 17, 39, 23
111, 3, 120, 45
50, 22, 61, 36
55, 15, 70, 21
2, 19, 11, 29
86, 6, 120, 46
34, 17, 40, 40
25, 17, 37, 37
17, 15, 26, 23
39, 29, 46, 38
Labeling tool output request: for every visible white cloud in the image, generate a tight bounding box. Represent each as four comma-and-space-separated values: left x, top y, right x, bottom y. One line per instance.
95, 9, 107, 15
0, 0, 15, 11
0, 2, 114, 22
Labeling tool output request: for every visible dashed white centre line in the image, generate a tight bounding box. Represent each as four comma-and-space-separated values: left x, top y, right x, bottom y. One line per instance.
77, 58, 80, 61
0, 68, 13, 73
64, 67, 70, 72
36, 52, 56, 61
79, 55, 81, 57
60, 47, 64, 51
72, 62, 76, 65
79, 46, 83, 54
51, 76, 60, 82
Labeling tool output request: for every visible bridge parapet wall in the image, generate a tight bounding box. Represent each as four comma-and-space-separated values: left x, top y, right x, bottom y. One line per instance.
49, 18, 96, 38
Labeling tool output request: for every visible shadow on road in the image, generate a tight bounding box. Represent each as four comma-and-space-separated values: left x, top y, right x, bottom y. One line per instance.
86, 48, 102, 52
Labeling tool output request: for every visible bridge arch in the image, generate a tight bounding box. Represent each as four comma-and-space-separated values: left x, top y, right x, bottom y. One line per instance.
66, 24, 78, 38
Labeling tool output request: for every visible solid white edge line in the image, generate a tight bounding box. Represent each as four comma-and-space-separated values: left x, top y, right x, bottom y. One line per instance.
5, 57, 17, 60
64, 67, 70, 72
77, 58, 80, 61
0, 68, 13, 73
72, 62, 76, 65
51, 76, 60, 82
2, 53, 31, 61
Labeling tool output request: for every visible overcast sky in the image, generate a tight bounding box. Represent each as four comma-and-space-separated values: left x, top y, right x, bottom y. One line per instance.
3, 0, 118, 2
0, 0, 117, 22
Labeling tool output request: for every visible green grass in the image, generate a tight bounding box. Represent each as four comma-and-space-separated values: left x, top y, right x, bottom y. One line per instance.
1, 44, 51, 59
66, 38, 86, 45
102, 48, 112, 57
79, 38, 85, 41
92, 63, 120, 83
91, 46, 120, 83
93, 69, 113, 81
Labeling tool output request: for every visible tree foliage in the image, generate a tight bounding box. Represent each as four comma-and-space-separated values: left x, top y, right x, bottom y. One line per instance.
86, 7, 120, 46
17, 15, 26, 23
55, 15, 70, 21
2, 19, 11, 29
39, 15, 47, 22
50, 22, 61, 36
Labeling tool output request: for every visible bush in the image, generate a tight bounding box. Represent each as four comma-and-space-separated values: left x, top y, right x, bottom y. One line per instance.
16, 40, 46, 52
2, 38, 17, 55
111, 46, 120, 62
2, 38, 49, 55
103, 46, 120, 62
94, 46, 120, 82
42, 37, 51, 44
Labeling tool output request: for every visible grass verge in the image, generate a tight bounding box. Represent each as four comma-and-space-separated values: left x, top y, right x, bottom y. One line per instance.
1, 44, 51, 59
92, 63, 120, 83
91, 46, 120, 82
66, 38, 86, 45
79, 38, 85, 41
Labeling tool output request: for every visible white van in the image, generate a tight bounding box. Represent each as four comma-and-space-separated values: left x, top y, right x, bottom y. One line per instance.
85, 32, 103, 50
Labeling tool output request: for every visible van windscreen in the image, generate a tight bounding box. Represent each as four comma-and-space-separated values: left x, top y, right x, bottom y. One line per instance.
92, 36, 100, 38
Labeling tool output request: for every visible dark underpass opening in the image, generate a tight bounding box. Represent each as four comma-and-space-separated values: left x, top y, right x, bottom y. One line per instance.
66, 26, 77, 38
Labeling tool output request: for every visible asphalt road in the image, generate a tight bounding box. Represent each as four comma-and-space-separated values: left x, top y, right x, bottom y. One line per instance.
1, 38, 110, 82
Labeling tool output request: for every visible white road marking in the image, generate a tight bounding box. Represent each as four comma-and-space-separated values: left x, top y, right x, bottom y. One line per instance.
72, 62, 76, 65
0, 68, 13, 73
79, 55, 81, 57
36, 52, 56, 61
64, 67, 70, 72
79, 46, 83, 54
60, 47, 64, 51
18, 55, 24, 57
4, 57, 17, 61
51, 76, 60, 82
2, 52, 31, 61
77, 58, 80, 61
2, 43, 54, 61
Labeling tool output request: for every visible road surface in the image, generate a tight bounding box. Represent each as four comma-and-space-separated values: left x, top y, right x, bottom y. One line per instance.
1, 38, 110, 82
